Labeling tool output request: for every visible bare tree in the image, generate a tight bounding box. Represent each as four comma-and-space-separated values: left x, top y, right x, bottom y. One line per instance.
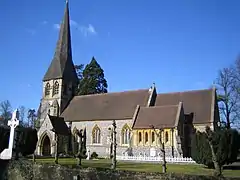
150, 125, 167, 173
27, 109, 37, 128
0, 100, 12, 125
18, 105, 26, 126
216, 67, 240, 129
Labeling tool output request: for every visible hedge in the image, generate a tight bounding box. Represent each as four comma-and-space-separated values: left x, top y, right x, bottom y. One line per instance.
0, 126, 38, 157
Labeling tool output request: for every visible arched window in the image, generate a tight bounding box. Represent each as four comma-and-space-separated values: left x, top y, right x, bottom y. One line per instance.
52, 100, 59, 116
121, 124, 131, 144
152, 132, 155, 143
138, 132, 142, 143
92, 125, 101, 144
53, 81, 59, 95
145, 132, 148, 143
45, 83, 50, 96
165, 131, 169, 143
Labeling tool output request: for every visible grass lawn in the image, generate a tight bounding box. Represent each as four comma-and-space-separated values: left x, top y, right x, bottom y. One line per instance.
34, 158, 240, 178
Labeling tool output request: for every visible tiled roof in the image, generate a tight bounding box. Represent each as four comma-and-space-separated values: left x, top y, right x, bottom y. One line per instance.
133, 103, 183, 129
49, 115, 69, 135
61, 89, 151, 121
155, 88, 214, 124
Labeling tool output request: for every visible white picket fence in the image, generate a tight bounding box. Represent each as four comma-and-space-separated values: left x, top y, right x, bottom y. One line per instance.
116, 155, 196, 164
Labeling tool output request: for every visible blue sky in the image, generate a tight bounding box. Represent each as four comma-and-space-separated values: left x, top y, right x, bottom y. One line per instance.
0, 0, 239, 111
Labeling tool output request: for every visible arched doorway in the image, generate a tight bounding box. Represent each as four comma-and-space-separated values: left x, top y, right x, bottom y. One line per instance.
42, 134, 51, 156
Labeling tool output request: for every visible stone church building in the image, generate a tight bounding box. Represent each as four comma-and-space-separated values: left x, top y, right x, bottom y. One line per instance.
36, 1, 220, 158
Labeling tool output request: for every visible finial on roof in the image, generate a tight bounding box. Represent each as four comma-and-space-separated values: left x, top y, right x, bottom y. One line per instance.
153, 82, 156, 87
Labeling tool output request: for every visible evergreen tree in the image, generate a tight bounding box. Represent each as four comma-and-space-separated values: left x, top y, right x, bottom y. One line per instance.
191, 130, 214, 168
191, 126, 240, 176
74, 64, 84, 81
78, 57, 108, 95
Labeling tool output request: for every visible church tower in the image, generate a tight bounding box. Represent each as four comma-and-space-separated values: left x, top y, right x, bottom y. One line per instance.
38, 0, 78, 122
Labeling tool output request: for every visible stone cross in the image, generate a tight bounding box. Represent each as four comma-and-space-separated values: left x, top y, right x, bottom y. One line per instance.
86, 149, 90, 160
0, 109, 19, 160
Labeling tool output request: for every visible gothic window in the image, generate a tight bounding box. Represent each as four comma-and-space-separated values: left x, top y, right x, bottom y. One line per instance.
52, 100, 59, 116
165, 131, 169, 143
53, 105, 58, 116
152, 132, 155, 143
121, 124, 131, 144
92, 125, 101, 144
53, 81, 59, 95
138, 132, 142, 143
145, 132, 148, 143
45, 83, 50, 96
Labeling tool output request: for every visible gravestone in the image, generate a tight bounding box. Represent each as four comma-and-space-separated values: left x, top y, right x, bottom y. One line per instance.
150, 147, 156, 157
0, 109, 19, 160
86, 149, 90, 160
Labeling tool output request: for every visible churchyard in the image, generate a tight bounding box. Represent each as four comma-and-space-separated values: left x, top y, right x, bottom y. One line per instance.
37, 157, 240, 177
0, 109, 240, 179
34, 157, 240, 178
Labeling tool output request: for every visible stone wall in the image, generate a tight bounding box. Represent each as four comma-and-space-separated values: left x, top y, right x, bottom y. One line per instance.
71, 119, 133, 157
2, 160, 238, 180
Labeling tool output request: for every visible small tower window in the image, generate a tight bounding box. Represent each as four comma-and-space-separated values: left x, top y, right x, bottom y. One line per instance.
53, 104, 58, 116
52, 100, 59, 116
45, 83, 50, 96
53, 81, 59, 95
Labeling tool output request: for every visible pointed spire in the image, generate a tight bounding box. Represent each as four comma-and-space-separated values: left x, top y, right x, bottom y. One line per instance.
43, 0, 78, 82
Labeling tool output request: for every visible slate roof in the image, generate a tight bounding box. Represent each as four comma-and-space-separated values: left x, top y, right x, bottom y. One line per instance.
61, 89, 151, 121
43, 1, 78, 82
132, 103, 183, 129
48, 115, 69, 135
155, 88, 214, 124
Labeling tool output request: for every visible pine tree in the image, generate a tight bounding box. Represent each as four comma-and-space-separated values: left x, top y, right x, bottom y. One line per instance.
78, 57, 108, 95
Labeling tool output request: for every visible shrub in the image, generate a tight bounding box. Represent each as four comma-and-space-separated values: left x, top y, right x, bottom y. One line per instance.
0, 126, 38, 157
16, 127, 38, 156
91, 152, 98, 159
191, 130, 213, 168
191, 127, 240, 169
0, 126, 10, 153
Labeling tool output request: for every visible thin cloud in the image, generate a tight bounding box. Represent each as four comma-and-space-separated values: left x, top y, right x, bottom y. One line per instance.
54, 19, 97, 37
19, 83, 32, 88
70, 19, 78, 27
70, 19, 97, 36
41, 21, 48, 25
78, 24, 97, 37
25, 28, 36, 35
53, 23, 60, 30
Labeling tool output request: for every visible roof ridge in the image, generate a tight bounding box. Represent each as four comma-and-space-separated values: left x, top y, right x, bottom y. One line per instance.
74, 88, 149, 98
157, 88, 212, 95
141, 104, 180, 109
